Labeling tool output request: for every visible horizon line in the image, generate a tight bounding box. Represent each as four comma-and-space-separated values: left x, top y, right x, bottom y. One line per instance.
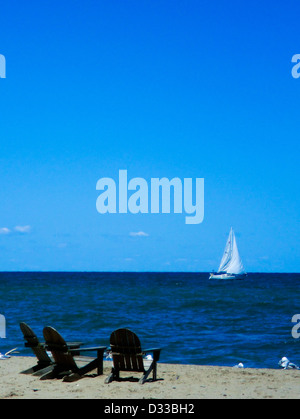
0, 270, 299, 275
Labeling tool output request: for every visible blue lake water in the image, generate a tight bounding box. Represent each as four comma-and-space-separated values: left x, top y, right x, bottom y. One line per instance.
0, 272, 299, 369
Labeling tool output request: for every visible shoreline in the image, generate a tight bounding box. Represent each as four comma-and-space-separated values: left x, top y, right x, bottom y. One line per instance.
0, 356, 299, 399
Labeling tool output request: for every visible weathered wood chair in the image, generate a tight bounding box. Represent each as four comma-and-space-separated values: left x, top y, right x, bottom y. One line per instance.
40, 326, 107, 382
19, 322, 54, 375
105, 328, 161, 385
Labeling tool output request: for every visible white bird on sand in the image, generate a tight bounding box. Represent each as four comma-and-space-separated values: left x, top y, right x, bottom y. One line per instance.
105, 350, 113, 360
0, 348, 18, 360
233, 362, 244, 368
278, 357, 299, 370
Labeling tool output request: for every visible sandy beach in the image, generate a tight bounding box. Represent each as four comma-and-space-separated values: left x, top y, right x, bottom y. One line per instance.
0, 356, 299, 399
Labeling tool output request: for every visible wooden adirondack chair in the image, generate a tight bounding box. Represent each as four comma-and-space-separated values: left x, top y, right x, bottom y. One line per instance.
40, 326, 107, 382
19, 322, 53, 375
105, 328, 161, 384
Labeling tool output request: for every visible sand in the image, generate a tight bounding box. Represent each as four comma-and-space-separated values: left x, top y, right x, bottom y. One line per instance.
0, 356, 299, 399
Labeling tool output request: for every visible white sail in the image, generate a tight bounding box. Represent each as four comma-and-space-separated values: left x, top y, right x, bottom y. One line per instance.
217, 228, 245, 275
217, 228, 233, 272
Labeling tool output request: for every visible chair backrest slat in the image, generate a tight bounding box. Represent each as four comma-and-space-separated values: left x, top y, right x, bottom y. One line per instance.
20, 322, 52, 364
110, 329, 145, 373
43, 326, 78, 371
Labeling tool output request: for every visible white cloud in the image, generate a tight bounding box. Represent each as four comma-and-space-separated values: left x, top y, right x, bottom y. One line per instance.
0, 227, 11, 235
129, 231, 149, 237
14, 225, 31, 234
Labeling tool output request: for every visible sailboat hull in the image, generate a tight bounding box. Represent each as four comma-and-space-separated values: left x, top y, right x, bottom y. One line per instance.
209, 273, 247, 280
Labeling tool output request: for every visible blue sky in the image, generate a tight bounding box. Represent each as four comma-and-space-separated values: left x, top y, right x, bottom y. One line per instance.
0, 0, 299, 272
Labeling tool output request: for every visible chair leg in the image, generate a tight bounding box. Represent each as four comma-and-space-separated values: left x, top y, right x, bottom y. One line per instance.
139, 360, 159, 384
77, 357, 102, 377
139, 362, 154, 384
152, 361, 157, 381
39, 365, 67, 380
40, 369, 57, 380
20, 366, 41, 375
97, 349, 104, 375
105, 372, 114, 384
63, 373, 81, 382
105, 367, 119, 384
32, 365, 54, 377
20, 362, 52, 375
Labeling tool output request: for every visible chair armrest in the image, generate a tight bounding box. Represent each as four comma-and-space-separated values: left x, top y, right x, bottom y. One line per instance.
25, 342, 45, 348
26, 341, 82, 348
66, 342, 83, 348
69, 346, 107, 354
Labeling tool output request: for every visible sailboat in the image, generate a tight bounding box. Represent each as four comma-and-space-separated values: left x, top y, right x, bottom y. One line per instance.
209, 228, 247, 280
